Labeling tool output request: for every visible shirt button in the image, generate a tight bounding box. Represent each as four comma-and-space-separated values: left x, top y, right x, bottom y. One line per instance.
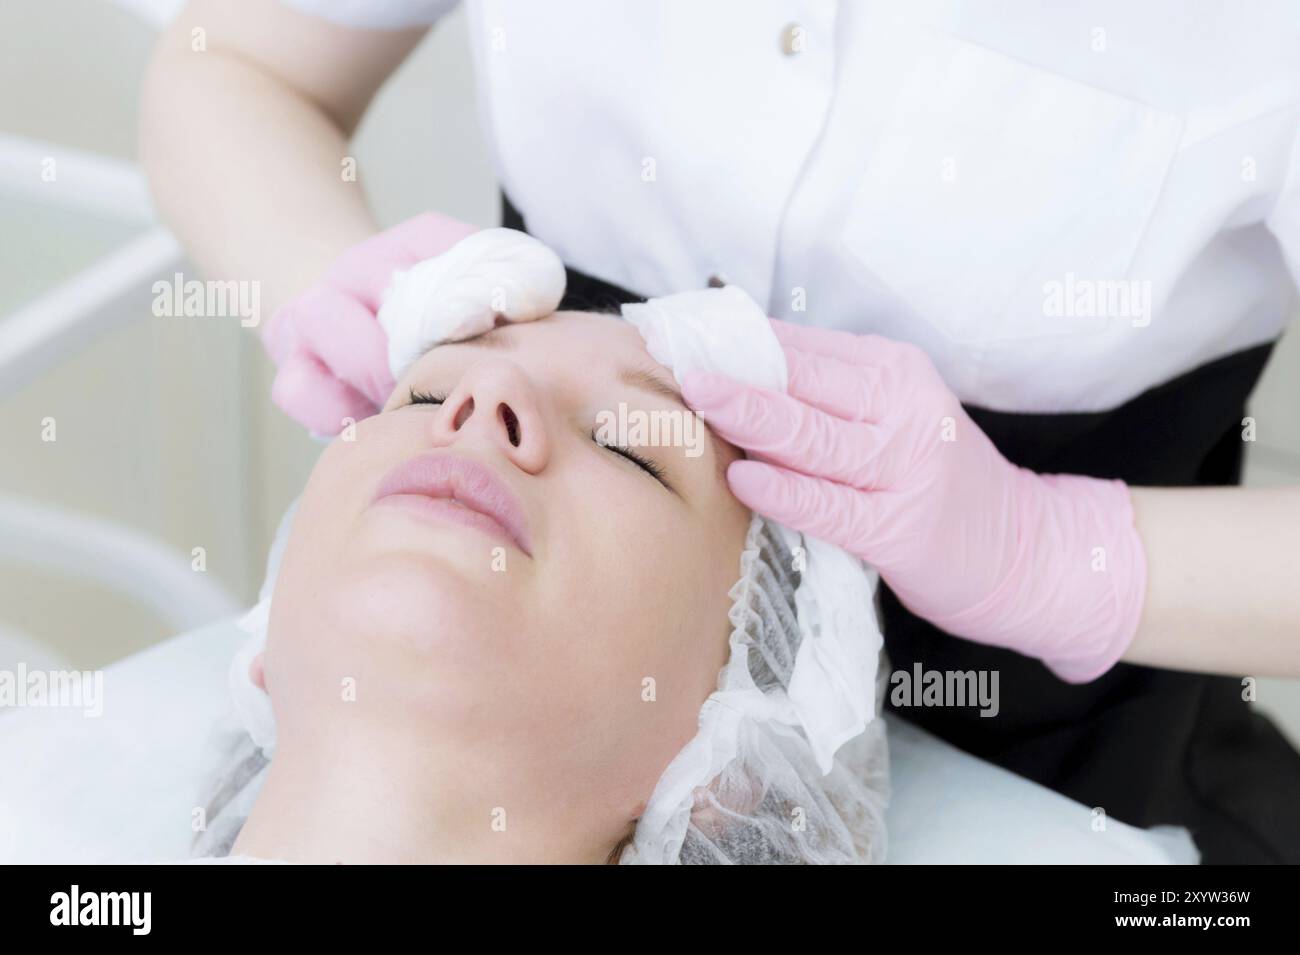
780, 23, 806, 56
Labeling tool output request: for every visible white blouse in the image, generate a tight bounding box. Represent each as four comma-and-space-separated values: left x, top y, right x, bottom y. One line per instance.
282, 0, 1300, 413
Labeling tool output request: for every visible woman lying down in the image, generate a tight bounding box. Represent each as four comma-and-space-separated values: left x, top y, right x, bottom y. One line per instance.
192, 231, 890, 865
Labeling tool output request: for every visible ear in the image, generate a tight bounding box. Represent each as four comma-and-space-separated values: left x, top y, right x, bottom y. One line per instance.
249, 651, 267, 692
688, 767, 764, 840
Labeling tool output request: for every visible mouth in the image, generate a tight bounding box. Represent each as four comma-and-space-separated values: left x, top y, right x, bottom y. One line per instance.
372, 452, 533, 557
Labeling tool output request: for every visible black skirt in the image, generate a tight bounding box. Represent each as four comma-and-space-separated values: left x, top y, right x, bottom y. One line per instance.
503, 194, 1300, 863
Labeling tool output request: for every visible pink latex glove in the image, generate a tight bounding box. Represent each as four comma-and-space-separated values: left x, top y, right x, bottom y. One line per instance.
261, 212, 479, 435
681, 320, 1148, 683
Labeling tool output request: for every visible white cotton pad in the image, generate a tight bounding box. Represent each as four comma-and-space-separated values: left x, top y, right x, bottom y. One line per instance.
621, 286, 788, 393
378, 227, 567, 379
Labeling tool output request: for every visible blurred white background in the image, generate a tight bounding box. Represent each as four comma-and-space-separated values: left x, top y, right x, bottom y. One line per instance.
1, 0, 1297, 737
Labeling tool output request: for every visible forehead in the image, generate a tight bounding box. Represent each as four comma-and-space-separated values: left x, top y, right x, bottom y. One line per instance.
508, 310, 645, 357
413, 310, 651, 374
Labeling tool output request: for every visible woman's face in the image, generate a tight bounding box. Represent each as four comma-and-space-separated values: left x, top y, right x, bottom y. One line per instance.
263, 311, 751, 861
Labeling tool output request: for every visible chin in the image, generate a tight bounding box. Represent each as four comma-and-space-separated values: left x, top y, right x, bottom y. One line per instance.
270, 558, 529, 738
330, 549, 520, 663
358, 501, 531, 573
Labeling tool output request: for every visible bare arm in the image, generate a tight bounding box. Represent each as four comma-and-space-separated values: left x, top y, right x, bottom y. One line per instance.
139, 0, 428, 315
1124, 484, 1300, 677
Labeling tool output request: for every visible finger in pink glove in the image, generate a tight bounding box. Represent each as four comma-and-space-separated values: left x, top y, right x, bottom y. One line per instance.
262, 212, 479, 435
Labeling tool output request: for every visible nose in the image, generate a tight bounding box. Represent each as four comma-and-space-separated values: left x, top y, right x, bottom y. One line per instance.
428, 357, 550, 474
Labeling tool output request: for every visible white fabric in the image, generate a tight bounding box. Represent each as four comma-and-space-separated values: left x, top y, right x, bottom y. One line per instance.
377, 227, 566, 379
885, 719, 1199, 864
0, 619, 241, 864
287, 0, 1300, 413
0, 616, 1196, 864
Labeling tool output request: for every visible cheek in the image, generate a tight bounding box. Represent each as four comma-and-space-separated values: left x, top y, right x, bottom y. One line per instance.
276, 413, 430, 577
524, 480, 734, 774
539, 468, 747, 697
543, 473, 684, 642
262, 425, 421, 686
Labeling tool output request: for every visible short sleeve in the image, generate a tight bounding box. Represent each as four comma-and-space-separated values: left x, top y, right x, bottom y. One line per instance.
278, 0, 457, 30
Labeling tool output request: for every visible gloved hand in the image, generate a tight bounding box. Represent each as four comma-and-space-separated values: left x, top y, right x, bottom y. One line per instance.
261, 212, 479, 435
681, 319, 1148, 683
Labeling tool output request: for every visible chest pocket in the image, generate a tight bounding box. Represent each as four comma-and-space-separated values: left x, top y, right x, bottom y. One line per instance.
841, 27, 1183, 346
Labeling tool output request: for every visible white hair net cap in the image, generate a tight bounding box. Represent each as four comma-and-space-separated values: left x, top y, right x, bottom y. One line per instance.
624, 514, 890, 864
223, 232, 889, 863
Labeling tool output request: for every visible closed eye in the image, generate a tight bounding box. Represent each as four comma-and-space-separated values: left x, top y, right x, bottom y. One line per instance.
591, 428, 672, 491
405, 387, 672, 492
408, 388, 448, 406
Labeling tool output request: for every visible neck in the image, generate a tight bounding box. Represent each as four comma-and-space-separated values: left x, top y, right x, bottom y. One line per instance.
229, 731, 614, 864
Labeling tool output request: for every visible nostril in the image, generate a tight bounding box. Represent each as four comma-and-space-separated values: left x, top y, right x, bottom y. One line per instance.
453, 397, 475, 431
499, 404, 521, 447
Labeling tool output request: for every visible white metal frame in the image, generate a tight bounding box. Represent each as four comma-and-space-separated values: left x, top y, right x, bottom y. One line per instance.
0, 132, 240, 642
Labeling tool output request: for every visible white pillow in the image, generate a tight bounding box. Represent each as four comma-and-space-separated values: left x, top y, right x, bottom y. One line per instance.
0, 617, 1197, 864
885, 717, 1198, 863
0, 619, 241, 863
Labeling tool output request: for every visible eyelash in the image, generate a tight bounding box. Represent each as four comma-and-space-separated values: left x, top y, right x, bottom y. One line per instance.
406, 388, 671, 489
590, 428, 671, 488
408, 388, 448, 405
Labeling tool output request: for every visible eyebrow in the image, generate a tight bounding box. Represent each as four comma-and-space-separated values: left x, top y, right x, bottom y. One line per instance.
446, 323, 518, 350
616, 365, 686, 409
446, 328, 684, 406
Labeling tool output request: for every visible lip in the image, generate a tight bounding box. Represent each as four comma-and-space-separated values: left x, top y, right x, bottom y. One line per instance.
372, 452, 533, 556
